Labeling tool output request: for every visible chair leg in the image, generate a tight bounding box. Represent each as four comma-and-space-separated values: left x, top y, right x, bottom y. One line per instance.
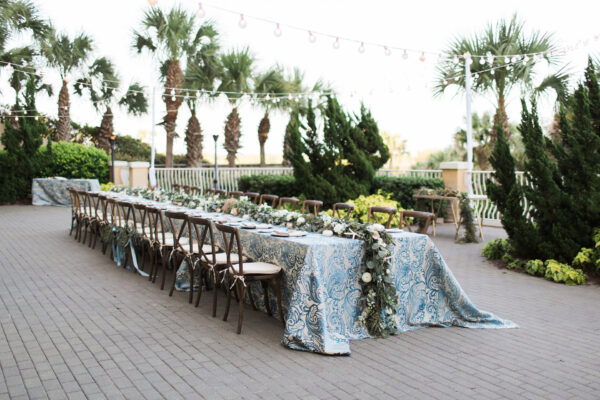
261, 281, 272, 316
223, 274, 232, 322
248, 285, 257, 311
160, 249, 170, 289
81, 221, 87, 244
189, 261, 197, 304
273, 277, 285, 328
70, 216, 76, 236
236, 282, 246, 334
140, 242, 147, 271
210, 272, 218, 316
91, 225, 99, 250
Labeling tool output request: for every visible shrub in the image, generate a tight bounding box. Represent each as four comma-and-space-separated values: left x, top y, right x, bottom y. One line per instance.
524, 259, 546, 276
237, 174, 298, 197
372, 176, 444, 209
113, 135, 151, 161
544, 260, 587, 285
481, 238, 510, 260
348, 190, 400, 225
40, 142, 109, 183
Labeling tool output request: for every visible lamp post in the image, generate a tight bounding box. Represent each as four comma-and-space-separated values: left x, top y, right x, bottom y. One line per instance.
213, 134, 219, 190
109, 135, 116, 183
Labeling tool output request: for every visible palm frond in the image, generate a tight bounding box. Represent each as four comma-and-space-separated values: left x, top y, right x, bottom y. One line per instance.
118, 82, 148, 116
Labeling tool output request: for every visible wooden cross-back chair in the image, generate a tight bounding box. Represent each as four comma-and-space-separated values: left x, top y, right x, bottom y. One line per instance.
368, 206, 397, 228
259, 194, 279, 207
67, 188, 82, 239
164, 210, 194, 303
77, 190, 96, 245
189, 186, 202, 196
244, 192, 259, 204
333, 202, 355, 219
399, 210, 436, 235
172, 183, 181, 191
133, 202, 153, 272
204, 188, 216, 196
301, 200, 323, 216
213, 189, 226, 197
228, 191, 244, 199
215, 223, 284, 334
145, 205, 172, 288
278, 197, 299, 211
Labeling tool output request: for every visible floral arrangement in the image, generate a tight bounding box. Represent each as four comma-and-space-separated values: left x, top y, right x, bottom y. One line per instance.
108, 186, 399, 337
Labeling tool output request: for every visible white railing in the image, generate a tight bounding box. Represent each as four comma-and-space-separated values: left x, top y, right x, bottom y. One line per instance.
376, 169, 443, 179
470, 170, 529, 222
155, 167, 293, 193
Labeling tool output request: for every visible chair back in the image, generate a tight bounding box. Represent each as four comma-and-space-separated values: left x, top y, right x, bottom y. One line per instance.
164, 210, 189, 253
145, 206, 167, 245
333, 202, 355, 219
399, 210, 435, 234
301, 200, 323, 216
214, 189, 226, 197
205, 188, 216, 195
97, 193, 109, 224
228, 191, 244, 199
88, 192, 101, 220
244, 192, 259, 204
172, 183, 181, 191
259, 194, 279, 207
133, 202, 150, 238
106, 198, 120, 226
189, 186, 202, 196
278, 197, 299, 211
188, 216, 218, 265
67, 188, 80, 214
117, 200, 136, 229
368, 206, 397, 228
215, 223, 245, 275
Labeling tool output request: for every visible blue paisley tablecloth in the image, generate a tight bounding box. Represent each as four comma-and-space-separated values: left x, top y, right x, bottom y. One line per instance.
174, 216, 517, 355
32, 178, 101, 206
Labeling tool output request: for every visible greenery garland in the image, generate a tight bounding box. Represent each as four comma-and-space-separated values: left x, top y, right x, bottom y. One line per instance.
110, 186, 399, 337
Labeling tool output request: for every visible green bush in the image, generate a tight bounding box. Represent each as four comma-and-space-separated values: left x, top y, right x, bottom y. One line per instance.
544, 260, 587, 285
113, 135, 151, 161
347, 190, 400, 225
524, 259, 545, 276
237, 174, 298, 197
40, 142, 109, 183
154, 153, 188, 166
372, 176, 444, 209
481, 238, 511, 260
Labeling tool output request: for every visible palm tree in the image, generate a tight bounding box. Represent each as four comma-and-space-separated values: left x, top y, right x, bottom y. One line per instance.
254, 65, 287, 166
133, 6, 205, 167
182, 21, 222, 167
41, 31, 94, 141
0, 0, 50, 96
434, 14, 567, 142
74, 57, 147, 152
218, 48, 255, 167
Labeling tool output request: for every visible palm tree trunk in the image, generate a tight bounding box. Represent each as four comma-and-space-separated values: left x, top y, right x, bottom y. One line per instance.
185, 112, 203, 167
56, 79, 71, 141
258, 111, 270, 167
97, 106, 114, 153
492, 94, 510, 142
162, 59, 184, 167
224, 107, 241, 167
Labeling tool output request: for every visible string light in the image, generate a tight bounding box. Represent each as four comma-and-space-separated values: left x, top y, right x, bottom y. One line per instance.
197, 2, 206, 18
332, 37, 340, 49
384, 46, 391, 56
453, 55, 459, 64
419, 52, 425, 62
402, 50, 408, 60
308, 31, 316, 43
273, 23, 282, 37
358, 42, 365, 54
238, 14, 247, 29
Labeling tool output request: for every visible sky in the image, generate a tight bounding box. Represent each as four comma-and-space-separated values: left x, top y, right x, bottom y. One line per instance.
3, 0, 600, 162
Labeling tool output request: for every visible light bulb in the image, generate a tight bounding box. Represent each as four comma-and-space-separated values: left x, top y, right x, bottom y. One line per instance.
333, 37, 340, 49
419, 52, 425, 62
238, 14, 247, 29
358, 42, 365, 53
452, 55, 459, 64
402, 50, 408, 60
490, 69, 495, 76
384, 46, 391, 56
308, 31, 316, 43
504, 56, 510, 64
35, 69, 41, 76
479, 57, 486, 65
523, 55, 529, 62
197, 3, 205, 18
171, 96, 176, 101
265, 94, 271, 100
34, 115, 39, 121
511, 56, 517, 63
63, 77, 69, 83
148, 0, 157, 5
273, 23, 282, 37
288, 94, 293, 100
442, 79, 448, 85
487, 56, 494, 65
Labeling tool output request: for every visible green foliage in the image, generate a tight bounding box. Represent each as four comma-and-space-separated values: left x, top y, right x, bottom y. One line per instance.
544, 260, 587, 286
372, 176, 444, 209
481, 238, 510, 260
154, 153, 187, 166
458, 193, 479, 243
0, 77, 49, 202
100, 182, 114, 191
506, 258, 525, 270
348, 191, 400, 225
237, 174, 298, 197
113, 135, 151, 161
286, 97, 389, 207
40, 142, 109, 183
524, 259, 546, 276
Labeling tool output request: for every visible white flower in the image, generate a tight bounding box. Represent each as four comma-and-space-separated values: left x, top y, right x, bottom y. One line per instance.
322, 229, 333, 237
333, 223, 346, 235
386, 269, 390, 275
373, 223, 385, 232
297, 217, 305, 225
286, 214, 293, 221
372, 231, 380, 240
361, 272, 372, 283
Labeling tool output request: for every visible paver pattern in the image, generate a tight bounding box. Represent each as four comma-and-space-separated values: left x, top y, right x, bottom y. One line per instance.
1, 205, 599, 399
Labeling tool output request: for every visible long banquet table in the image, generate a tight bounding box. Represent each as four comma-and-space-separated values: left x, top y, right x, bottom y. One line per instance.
109, 192, 517, 355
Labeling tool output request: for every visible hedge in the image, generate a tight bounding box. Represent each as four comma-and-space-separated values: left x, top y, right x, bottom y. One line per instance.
237, 174, 445, 208
372, 176, 445, 209
40, 142, 109, 183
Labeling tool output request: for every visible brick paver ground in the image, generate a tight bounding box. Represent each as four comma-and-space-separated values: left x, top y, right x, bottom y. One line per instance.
1, 205, 599, 399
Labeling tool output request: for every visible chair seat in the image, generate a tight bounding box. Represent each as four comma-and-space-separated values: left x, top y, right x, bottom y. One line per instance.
194, 244, 221, 255
230, 262, 281, 275
213, 252, 247, 265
